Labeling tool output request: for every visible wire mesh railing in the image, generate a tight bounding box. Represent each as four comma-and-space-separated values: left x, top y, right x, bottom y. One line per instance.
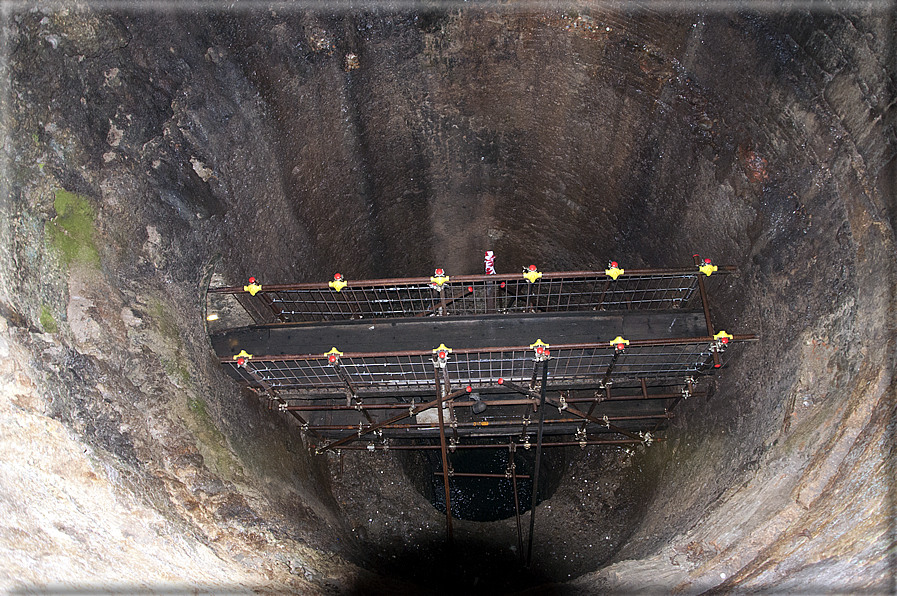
221, 335, 751, 397
208, 266, 735, 325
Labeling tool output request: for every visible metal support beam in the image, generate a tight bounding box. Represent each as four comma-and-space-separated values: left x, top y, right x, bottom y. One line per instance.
238, 362, 323, 440
510, 443, 523, 563
298, 413, 672, 433
315, 438, 661, 451
527, 360, 549, 567
434, 366, 453, 545
317, 387, 468, 452
432, 471, 531, 479
693, 254, 720, 368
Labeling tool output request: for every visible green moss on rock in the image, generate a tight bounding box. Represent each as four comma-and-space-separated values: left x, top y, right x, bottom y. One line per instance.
46, 189, 100, 267
39, 304, 58, 333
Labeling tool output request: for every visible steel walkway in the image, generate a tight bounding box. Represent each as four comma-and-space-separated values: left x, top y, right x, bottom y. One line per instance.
207, 258, 756, 559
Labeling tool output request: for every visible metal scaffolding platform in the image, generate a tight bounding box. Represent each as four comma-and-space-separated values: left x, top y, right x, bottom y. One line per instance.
207, 259, 755, 559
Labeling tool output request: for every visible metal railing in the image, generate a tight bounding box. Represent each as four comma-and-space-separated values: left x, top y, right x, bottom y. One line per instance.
220, 334, 752, 397
208, 266, 735, 324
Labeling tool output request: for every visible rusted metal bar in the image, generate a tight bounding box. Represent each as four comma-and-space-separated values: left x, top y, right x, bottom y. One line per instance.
546, 397, 644, 442
302, 413, 672, 431
584, 379, 612, 421
218, 334, 758, 363
434, 366, 454, 545
208, 266, 738, 294
500, 379, 647, 441
527, 360, 549, 567
510, 444, 524, 562
432, 471, 532, 479
414, 287, 473, 318
565, 391, 707, 403
317, 387, 468, 452
286, 397, 537, 411
238, 362, 324, 439
693, 254, 720, 368
314, 438, 661, 451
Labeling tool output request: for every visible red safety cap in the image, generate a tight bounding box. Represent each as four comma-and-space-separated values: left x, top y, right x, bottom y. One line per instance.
438, 351, 446, 359
466, 386, 472, 392
236, 357, 245, 366
714, 363, 722, 368
334, 273, 342, 280
328, 354, 337, 363
536, 346, 544, 354
610, 261, 618, 268
545, 349, 550, 357
468, 286, 474, 292
500, 282, 506, 288
498, 378, 504, 385
435, 268, 444, 276
704, 258, 712, 264
721, 337, 729, 344
248, 277, 256, 284
528, 264, 537, 271
617, 343, 626, 350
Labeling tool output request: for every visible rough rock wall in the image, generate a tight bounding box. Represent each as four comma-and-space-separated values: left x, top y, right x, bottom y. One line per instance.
0, 4, 893, 596
0, 9, 370, 594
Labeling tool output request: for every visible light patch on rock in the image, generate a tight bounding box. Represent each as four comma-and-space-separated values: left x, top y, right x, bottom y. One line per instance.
120, 307, 142, 328
106, 122, 123, 147
67, 279, 103, 354
143, 225, 166, 269
191, 157, 213, 182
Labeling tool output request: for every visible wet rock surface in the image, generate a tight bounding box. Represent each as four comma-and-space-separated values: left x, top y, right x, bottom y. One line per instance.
1, 4, 894, 595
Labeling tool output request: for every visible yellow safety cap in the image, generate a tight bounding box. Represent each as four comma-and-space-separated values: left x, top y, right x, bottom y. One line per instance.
699, 263, 718, 276
523, 268, 543, 283
605, 265, 625, 280
233, 350, 253, 360
329, 278, 348, 292
244, 282, 263, 296
433, 343, 453, 354
430, 275, 450, 286
529, 339, 550, 350
609, 336, 630, 347
713, 331, 734, 342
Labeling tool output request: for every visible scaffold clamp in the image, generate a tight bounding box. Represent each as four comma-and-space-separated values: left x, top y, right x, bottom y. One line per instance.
530, 339, 551, 361
711, 330, 734, 353
610, 336, 630, 352
325, 347, 343, 365
523, 264, 543, 283
233, 350, 253, 367
244, 277, 263, 296
698, 257, 718, 277
430, 268, 450, 291
575, 427, 587, 449
605, 261, 625, 280
329, 273, 348, 292
433, 343, 452, 368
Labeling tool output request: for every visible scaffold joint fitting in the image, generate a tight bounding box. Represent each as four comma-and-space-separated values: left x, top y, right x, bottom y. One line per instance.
605, 261, 625, 280
698, 257, 718, 276
523, 264, 543, 283
530, 339, 551, 361
610, 336, 630, 352
233, 350, 253, 367
244, 278, 263, 296
430, 268, 450, 290
329, 273, 348, 292
325, 347, 343, 365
